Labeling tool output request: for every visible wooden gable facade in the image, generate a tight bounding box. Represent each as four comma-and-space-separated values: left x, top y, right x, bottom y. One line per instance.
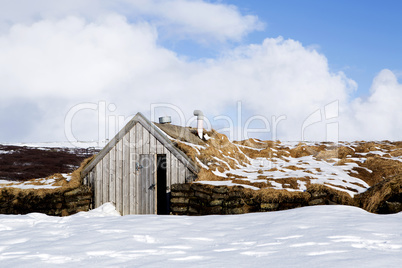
81, 113, 198, 215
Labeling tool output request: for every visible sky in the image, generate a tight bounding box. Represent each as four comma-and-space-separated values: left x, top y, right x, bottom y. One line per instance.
0, 0, 401, 144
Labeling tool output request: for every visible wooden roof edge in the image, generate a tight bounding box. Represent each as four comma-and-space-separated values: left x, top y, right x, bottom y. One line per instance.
81, 113, 141, 177
81, 112, 199, 178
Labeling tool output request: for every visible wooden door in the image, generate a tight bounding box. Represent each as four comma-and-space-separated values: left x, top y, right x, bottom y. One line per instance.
139, 154, 156, 214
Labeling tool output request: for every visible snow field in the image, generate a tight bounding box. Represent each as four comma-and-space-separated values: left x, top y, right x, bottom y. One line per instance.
0, 204, 401, 267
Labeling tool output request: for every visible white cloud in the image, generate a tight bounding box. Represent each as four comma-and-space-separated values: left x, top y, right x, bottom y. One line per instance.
0, 14, 354, 142
0, 2, 400, 143
0, 0, 263, 42
0, 15, 168, 99
135, 0, 264, 42
342, 69, 402, 141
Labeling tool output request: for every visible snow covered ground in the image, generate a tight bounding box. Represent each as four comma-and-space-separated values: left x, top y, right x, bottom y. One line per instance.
1, 204, 401, 267
0, 173, 71, 189
4, 141, 101, 149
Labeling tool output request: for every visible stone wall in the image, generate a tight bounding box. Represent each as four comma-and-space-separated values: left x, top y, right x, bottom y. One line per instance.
0, 185, 92, 216
170, 183, 354, 215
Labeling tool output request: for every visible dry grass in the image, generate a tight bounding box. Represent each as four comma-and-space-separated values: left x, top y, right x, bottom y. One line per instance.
176, 129, 250, 174
353, 142, 377, 153
361, 157, 402, 185
323, 183, 359, 194
357, 174, 402, 213
274, 177, 311, 190
316, 146, 354, 160
335, 158, 356, 166
289, 144, 313, 158
239, 147, 275, 159
231, 179, 270, 189
392, 141, 402, 148
390, 149, 402, 157
226, 173, 248, 179
175, 142, 199, 163
171, 129, 402, 212
275, 149, 291, 158
233, 138, 270, 149
284, 165, 304, 171
250, 187, 310, 203
196, 169, 225, 181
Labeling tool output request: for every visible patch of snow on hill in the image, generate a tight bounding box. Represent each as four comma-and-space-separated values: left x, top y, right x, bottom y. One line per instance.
0, 173, 71, 189
212, 155, 370, 196
4, 141, 101, 149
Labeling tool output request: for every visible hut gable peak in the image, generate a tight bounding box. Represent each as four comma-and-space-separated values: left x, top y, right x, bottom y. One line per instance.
81, 112, 198, 177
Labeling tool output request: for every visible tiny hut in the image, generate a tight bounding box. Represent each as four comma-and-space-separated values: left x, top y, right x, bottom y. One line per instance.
81, 113, 199, 215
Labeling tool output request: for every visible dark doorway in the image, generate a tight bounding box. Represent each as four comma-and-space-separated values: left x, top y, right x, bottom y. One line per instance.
156, 154, 169, 215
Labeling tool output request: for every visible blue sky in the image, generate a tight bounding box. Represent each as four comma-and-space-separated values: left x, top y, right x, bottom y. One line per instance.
0, 0, 401, 143
164, 0, 402, 99
248, 0, 402, 99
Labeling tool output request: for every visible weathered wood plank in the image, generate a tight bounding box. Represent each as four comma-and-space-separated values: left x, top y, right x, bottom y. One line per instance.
144, 154, 149, 214
95, 162, 102, 208
109, 145, 116, 207
149, 132, 156, 154
135, 123, 143, 214
149, 135, 157, 214
139, 154, 146, 214
86, 170, 91, 187
129, 126, 136, 214
166, 150, 172, 192
102, 153, 110, 204
136, 123, 143, 155
152, 154, 156, 214
93, 166, 97, 207
179, 162, 186, 184
142, 126, 150, 154
115, 140, 123, 214
88, 170, 94, 208
142, 154, 148, 214
171, 155, 178, 185
156, 140, 164, 154
122, 132, 130, 215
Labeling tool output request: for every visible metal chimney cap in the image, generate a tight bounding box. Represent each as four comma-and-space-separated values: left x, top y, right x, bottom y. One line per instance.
159, 116, 171, 124
193, 110, 204, 119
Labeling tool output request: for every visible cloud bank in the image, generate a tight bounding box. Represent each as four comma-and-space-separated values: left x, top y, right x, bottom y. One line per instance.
0, 0, 263, 42
0, 1, 400, 143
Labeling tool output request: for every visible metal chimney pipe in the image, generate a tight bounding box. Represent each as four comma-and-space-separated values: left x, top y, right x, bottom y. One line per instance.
159, 116, 171, 124
193, 110, 204, 139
